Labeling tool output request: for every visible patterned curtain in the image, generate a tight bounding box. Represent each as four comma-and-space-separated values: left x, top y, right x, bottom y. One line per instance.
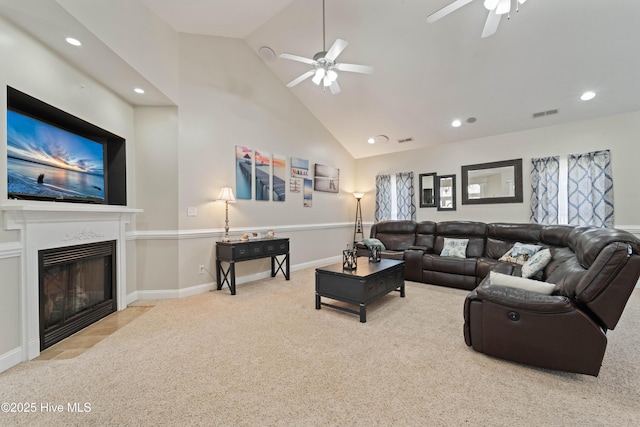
530, 156, 560, 224
375, 174, 392, 222
396, 172, 416, 221
568, 150, 614, 228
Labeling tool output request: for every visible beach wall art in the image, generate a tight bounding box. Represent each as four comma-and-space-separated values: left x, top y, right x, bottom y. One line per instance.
314, 163, 340, 193
255, 150, 271, 201
303, 178, 313, 207
235, 146, 253, 199
272, 154, 286, 201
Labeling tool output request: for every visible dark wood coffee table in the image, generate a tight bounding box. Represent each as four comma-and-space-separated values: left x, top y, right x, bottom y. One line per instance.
315, 258, 405, 323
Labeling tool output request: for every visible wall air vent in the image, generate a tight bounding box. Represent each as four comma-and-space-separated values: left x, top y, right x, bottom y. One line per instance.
533, 109, 559, 118
397, 137, 414, 143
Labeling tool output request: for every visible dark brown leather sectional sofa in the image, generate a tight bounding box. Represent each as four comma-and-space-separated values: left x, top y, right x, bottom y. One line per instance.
356, 220, 640, 376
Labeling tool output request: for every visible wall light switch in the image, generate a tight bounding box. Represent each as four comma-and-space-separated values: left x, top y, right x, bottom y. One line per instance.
187, 207, 197, 217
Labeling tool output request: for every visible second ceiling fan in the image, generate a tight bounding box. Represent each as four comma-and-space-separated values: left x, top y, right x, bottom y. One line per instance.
427, 0, 528, 38
279, 0, 373, 94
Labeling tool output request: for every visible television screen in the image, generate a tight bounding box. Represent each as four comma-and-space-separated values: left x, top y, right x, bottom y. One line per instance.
7, 109, 106, 203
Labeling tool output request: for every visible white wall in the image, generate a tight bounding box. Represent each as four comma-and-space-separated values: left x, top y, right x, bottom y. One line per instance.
169, 33, 357, 291
356, 111, 640, 228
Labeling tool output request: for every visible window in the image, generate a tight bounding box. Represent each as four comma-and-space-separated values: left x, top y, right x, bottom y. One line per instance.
531, 150, 613, 227
375, 172, 416, 222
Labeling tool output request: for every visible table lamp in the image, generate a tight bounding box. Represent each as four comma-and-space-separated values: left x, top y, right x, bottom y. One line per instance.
217, 187, 236, 242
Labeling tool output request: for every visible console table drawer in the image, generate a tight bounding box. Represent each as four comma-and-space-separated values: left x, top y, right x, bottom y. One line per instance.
233, 243, 263, 259
264, 241, 289, 255
217, 237, 290, 262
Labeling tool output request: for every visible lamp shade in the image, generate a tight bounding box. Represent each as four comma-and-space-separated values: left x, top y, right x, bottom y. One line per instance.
353, 192, 364, 200
217, 187, 236, 203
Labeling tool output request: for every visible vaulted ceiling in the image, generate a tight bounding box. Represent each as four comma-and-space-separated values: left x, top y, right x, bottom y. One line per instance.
3, 0, 640, 159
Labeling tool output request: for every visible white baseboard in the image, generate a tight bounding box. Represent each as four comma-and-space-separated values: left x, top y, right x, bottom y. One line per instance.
0, 347, 23, 373
126, 256, 342, 303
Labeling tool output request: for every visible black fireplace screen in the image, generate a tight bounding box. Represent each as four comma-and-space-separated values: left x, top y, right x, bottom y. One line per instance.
39, 240, 116, 350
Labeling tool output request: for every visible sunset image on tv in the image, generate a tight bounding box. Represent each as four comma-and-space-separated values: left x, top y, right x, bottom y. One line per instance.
7, 110, 105, 202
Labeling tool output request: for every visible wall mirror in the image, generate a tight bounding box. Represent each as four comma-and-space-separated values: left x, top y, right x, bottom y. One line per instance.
461, 159, 523, 205
436, 174, 456, 211
419, 173, 437, 208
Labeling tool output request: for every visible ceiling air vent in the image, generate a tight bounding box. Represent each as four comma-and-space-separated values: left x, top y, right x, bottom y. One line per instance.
532, 109, 559, 118
397, 137, 414, 143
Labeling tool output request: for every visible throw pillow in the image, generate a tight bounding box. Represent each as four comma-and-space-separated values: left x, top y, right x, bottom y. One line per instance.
498, 242, 542, 265
490, 271, 555, 295
521, 248, 552, 279
363, 238, 386, 250
440, 237, 469, 258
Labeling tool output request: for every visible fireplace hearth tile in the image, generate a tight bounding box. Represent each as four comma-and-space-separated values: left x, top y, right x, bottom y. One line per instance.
37, 306, 153, 360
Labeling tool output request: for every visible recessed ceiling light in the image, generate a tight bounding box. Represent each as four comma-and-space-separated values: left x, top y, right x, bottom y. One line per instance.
580, 91, 596, 101
451, 119, 462, 128
134, 88, 145, 94
367, 137, 375, 144
65, 37, 82, 47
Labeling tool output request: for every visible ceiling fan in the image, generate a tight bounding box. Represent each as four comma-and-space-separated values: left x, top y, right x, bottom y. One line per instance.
427, 0, 527, 38
279, 0, 373, 94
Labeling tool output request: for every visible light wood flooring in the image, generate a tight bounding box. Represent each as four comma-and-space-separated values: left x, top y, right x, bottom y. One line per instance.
37, 305, 154, 360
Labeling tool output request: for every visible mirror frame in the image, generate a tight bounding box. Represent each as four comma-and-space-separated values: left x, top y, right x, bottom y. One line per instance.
436, 174, 456, 211
419, 172, 437, 208
461, 159, 523, 205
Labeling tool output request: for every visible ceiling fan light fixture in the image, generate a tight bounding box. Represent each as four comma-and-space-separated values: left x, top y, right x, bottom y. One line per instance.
312, 68, 325, 85
496, 0, 511, 15
484, 0, 500, 10
326, 69, 338, 82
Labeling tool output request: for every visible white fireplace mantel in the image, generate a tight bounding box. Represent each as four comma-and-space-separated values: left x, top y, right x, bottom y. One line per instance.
1, 202, 141, 361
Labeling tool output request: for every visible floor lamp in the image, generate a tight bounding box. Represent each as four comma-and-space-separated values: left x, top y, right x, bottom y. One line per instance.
353, 192, 364, 246
217, 187, 236, 242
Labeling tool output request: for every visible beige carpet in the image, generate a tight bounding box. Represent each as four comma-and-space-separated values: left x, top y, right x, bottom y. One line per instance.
1, 267, 640, 426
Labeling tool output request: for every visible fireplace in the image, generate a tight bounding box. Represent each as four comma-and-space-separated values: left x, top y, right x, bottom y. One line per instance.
1, 203, 139, 363
39, 241, 117, 350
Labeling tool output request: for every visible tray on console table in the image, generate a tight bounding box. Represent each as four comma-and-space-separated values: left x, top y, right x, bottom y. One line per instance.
216, 237, 290, 295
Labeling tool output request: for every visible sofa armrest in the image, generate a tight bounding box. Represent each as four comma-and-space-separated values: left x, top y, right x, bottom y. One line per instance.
408, 245, 428, 252
474, 281, 574, 314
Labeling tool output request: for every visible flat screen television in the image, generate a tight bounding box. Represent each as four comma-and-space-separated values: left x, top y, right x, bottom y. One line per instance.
7, 109, 106, 203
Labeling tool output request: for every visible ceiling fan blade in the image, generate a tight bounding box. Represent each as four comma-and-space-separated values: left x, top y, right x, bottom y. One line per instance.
286, 70, 315, 88
325, 39, 348, 62
336, 63, 374, 74
329, 80, 341, 95
481, 9, 501, 38
279, 53, 315, 65
427, 0, 475, 23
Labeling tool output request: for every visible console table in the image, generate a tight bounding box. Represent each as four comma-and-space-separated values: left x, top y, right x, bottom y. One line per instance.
215, 237, 290, 295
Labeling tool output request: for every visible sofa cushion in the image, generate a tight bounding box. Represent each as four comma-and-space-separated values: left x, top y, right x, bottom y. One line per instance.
379, 250, 405, 260
422, 253, 476, 276
476, 258, 517, 281
522, 248, 552, 278
484, 238, 515, 259
373, 220, 417, 251
434, 221, 487, 257
363, 238, 386, 250
415, 221, 436, 251
441, 238, 469, 258
487, 223, 544, 242
498, 242, 542, 265
490, 271, 556, 295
